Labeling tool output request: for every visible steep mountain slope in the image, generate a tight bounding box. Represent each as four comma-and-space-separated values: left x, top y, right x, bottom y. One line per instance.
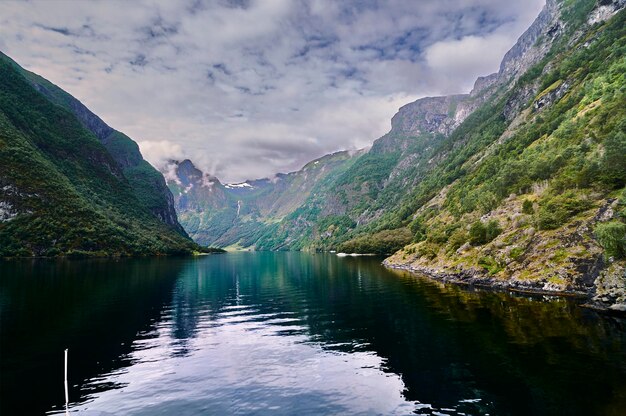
244, 0, 569, 251
0, 54, 199, 257
4, 54, 188, 236
375, 0, 626, 308
164, 150, 363, 248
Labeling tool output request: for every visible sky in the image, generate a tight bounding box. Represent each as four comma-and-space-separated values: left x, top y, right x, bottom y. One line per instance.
0, 0, 544, 182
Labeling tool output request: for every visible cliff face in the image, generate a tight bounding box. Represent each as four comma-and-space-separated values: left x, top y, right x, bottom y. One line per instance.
382, 0, 563, 146
498, 0, 561, 80
389, 95, 470, 138
14, 62, 187, 236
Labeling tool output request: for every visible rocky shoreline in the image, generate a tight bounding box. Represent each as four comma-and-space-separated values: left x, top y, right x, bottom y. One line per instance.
383, 259, 626, 313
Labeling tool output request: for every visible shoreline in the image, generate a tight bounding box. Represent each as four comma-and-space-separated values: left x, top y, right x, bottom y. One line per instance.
382, 261, 625, 313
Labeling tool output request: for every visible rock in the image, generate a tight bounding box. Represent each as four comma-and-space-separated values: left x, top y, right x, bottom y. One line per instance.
610, 303, 626, 312
456, 242, 471, 255
389, 95, 471, 138
593, 263, 626, 305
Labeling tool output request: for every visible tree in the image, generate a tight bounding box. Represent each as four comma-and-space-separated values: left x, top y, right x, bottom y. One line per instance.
601, 131, 626, 188
595, 221, 626, 260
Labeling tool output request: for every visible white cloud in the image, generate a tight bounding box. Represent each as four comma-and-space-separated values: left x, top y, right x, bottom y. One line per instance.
138, 140, 184, 168
0, 0, 545, 182
425, 34, 515, 93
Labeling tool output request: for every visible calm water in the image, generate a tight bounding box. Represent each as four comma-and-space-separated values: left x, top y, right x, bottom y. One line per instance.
1, 253, 626, 415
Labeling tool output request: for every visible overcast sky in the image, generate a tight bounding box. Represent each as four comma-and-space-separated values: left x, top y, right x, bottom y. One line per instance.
0, 0, 544, 182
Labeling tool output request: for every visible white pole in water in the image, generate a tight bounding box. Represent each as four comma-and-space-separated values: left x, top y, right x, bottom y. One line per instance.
64, 348, 69, 411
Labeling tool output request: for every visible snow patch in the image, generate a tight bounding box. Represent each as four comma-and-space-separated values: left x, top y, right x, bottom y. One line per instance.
225, 182, 254, 189
184, 183, 193, 194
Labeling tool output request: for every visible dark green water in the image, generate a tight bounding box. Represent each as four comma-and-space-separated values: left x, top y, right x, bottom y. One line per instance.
1, 253, 626, 415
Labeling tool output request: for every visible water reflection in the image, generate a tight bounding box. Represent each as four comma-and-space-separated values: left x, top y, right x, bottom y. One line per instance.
0, 258, 186, 415
1, 253, 625, 415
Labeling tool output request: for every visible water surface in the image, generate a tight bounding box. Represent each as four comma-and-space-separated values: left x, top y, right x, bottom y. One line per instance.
1, 252, 625, 415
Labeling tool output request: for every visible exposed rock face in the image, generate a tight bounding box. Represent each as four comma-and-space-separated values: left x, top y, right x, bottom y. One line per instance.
171, 159, 229, 211
498, 0, 561, 82
470, 73, 498, 97
378, 0, 564, 148
588, 0, 626, 24
534, 80, 571, 111
593, 263, 626, 310
390, 94, 470, 137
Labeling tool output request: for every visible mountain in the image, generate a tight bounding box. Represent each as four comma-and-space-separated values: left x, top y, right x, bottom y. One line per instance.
11, 59, 188, 236
164, 150, 364, 248
169, 0, 626, 307
0, 52, 201, 257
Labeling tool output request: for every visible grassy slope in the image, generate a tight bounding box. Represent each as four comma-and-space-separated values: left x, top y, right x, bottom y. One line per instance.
0, 55, 198, 257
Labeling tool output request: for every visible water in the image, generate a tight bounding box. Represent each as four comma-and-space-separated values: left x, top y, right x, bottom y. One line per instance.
1, 253, 626, 415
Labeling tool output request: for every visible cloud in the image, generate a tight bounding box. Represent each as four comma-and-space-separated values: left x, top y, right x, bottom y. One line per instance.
138, 140, 184, 168
424, 34, 514, 93
0, 0, 544, 182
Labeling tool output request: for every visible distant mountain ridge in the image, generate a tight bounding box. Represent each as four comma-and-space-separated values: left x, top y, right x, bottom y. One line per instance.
163, 150, 363, 248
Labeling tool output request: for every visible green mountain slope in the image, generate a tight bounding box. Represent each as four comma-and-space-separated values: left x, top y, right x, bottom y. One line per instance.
5, 54, 188, 236
0, 54, 199, 257
382, 1, 626, 307
248, 0, 625, 257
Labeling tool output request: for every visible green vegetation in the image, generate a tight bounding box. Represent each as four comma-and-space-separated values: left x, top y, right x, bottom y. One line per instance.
255, 1, 626, 271
535, 191, 594, 230
0, 53, 198, 257
337, 228, 412, 255
469, 220, 502, 246
595, 221, 626, 260
168, 0, 626, 281
522, 199, 535, 214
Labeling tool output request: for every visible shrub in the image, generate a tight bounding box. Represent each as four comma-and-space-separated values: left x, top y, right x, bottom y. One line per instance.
469, 220, 502, 245
447, 229, 469, 253
409, 217, 427, 242
522, 199, 534, 214
601, 131, 626, 188
338, 228, 412, 255
536, 191, 593, 230
595, 221, 626, 259
416, 242, 440, 260
478, 256, 504, 275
